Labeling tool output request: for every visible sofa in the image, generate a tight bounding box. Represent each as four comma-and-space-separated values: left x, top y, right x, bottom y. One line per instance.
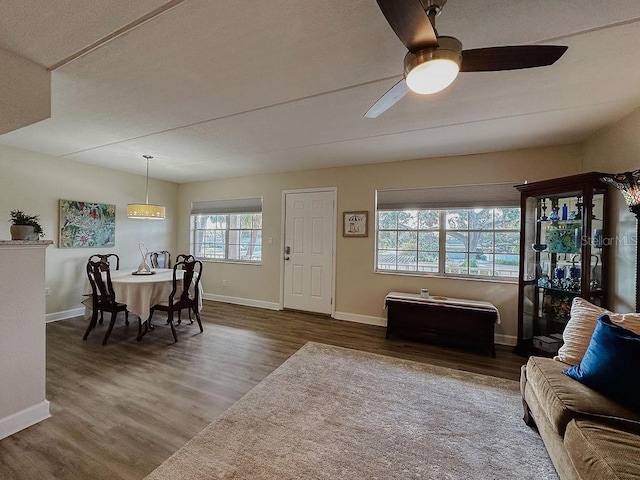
521, 356, 640, 479
520, 298, 640, 480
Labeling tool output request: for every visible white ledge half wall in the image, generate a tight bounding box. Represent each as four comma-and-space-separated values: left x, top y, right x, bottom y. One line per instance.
0, 240, 53, 440
0, 46, 51, 135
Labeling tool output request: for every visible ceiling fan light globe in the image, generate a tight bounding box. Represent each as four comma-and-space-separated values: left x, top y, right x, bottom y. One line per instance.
405, 58, 459, 94
403, 36, 462, 95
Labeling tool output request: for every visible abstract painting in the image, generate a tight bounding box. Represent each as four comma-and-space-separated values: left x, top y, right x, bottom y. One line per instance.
59, 200, 116, 248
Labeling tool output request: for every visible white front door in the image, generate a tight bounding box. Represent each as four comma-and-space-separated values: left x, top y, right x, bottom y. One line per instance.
283, 190, 335, 314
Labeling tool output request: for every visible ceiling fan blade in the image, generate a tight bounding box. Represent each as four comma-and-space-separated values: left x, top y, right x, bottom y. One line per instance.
376, 0, 438, 52
460, 45, 568, 72
364, 79, 410, 118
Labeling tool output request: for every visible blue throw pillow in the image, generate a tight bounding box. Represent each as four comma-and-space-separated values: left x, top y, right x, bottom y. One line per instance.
564, 314, 640, 412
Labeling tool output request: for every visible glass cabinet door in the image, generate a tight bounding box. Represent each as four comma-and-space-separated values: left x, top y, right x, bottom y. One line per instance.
534, 192, 583, 340
515, 173, 609, 357
589, 191, 606, 305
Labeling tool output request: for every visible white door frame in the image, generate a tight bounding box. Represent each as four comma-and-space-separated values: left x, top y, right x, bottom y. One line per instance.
279, 187, 337, 316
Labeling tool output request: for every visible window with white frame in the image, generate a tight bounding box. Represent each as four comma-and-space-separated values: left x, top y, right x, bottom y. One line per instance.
376, 184, 521, 280
190, 198, 262, 263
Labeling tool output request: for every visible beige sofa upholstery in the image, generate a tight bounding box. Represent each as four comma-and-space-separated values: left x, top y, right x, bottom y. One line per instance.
521, 356, 640, 480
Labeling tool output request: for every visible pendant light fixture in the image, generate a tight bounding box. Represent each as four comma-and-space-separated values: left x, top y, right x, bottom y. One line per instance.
127, 155, 165, 220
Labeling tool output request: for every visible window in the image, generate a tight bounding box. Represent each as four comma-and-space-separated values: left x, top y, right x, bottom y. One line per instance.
190, 198, 262, 263
378, 210, 440, 273
376, 184, 521, 280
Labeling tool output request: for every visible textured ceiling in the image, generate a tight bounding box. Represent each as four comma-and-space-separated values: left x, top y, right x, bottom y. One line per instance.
0, 0, 639, 183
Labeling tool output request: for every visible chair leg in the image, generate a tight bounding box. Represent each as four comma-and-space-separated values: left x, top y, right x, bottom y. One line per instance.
99, 310, 104, 325
167, 312, 178, 342
125, 310, 129, 326
83, 310, 99, 340
195, 309, 203, 333
137, 317, 151, 341
102, 310, 118, 345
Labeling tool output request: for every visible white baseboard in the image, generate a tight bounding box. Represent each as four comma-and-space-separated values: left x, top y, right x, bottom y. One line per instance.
333, 311, 387, 327
494, 334, 517, 346
45, 301, 518, 347
46, 307, 84, 323
0, 400, 50, 440
203, 293, 281, 311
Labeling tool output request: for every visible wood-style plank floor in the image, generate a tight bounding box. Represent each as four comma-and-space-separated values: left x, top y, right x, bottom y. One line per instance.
0, 301, 526, 479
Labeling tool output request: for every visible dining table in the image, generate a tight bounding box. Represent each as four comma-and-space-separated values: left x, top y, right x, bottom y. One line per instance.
83, 268, 203, 338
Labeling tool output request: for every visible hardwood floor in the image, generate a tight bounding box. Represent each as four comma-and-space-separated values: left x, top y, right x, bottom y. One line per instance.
0, 301, 526, 479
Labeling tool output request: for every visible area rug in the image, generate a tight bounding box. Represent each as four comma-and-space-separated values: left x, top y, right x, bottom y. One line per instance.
146, 343, 557, 479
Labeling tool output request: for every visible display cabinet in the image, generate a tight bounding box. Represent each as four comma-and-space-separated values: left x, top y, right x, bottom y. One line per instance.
514, 172, 610, 357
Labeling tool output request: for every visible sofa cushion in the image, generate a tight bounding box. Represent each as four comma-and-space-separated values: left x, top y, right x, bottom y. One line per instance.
564, 419, 640, 480
555, 297, 640, 365
525, 356, 640, 436
565, 315, 640, 412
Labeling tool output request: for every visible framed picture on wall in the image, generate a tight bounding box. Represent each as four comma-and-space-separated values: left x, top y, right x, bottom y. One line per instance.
59, 199, 116, 248
343, 211, 368, 237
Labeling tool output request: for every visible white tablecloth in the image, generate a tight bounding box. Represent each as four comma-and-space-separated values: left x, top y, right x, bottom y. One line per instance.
84, 268, 203, 321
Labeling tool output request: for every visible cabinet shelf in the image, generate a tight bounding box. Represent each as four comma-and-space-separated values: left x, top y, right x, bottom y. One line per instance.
513, 339, 559, 358
537, 220, 582, 226
536, 286, 581, 295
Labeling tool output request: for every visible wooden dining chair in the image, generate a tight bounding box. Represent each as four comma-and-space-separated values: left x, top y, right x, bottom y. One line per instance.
149, 250, 171, 269
84, 260, 129, 345
174, 254, 197, 324
88, 253, 120, 271
149, 259, 203, 342
175, 253, 195, 265
87, 254, 120, 324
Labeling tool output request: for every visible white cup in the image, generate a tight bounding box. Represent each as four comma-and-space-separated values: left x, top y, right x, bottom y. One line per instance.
420, 289, 430, 298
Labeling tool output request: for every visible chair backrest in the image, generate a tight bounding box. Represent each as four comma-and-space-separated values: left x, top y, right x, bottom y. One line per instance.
86, 260, 117, 306
88, 254, 120, 271
149, 250, 171, 269
169, 259, 202, 310
175, 254, 195, 265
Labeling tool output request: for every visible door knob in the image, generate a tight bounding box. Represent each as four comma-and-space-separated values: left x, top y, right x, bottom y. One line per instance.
285, 246, 291, 254
284, 256, 290, 261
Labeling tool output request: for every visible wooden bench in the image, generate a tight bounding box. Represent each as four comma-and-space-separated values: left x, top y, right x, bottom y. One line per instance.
384, 292, 499, 357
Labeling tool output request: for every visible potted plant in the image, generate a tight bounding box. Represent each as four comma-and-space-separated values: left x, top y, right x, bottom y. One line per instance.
9, 210, 44, 240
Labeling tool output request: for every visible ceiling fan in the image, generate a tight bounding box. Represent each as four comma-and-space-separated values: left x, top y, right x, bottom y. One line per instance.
364, 0, 568, 118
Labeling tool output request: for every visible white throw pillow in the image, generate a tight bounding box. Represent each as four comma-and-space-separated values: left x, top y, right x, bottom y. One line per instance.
554, 297, 640, 365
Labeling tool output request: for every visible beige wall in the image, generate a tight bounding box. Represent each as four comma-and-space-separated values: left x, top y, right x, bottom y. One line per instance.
178, 144, 583, 342
0, 145, 178, 316
1, 106, 637, 342
583, 107, 640, 312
